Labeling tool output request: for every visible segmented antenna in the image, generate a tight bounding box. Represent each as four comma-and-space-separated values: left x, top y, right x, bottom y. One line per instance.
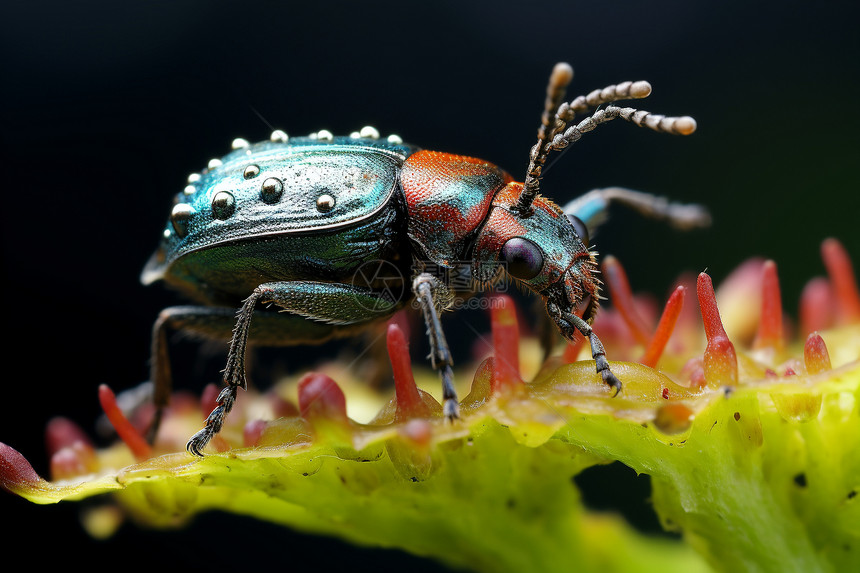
514, 64, 696, 213
515, 62, 574, 215
548, 105, 696, 151
560, 80, 652, 121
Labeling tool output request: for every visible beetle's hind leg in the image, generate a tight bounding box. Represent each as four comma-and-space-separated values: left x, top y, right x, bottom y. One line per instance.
186, 280, 403, 456
412, 273, 459, 420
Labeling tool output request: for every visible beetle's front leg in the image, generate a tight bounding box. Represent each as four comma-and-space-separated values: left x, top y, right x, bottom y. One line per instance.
187, 280, 400, 456
412, 273, 459, 420
554, 307, 622, 396
570, 312, 621, 395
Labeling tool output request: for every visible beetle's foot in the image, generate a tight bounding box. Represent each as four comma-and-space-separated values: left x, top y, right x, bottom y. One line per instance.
443, 398, 460, 421
602, 368, 623, 397
186, 427, 214, 457
186, 386, 237, 456
594, 351, 623, 397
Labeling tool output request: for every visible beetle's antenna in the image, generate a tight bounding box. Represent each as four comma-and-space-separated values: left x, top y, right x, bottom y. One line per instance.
541, 80, 654, 179
560, 80, 653, 121
514, 65, 694, 213
548, 105, 696, 152
515, 62, 574, 215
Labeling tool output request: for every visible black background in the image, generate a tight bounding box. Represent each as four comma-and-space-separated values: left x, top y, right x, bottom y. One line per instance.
2, 1, 858, 571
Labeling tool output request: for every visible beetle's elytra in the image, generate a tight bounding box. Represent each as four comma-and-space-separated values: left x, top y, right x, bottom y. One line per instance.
143, 63, 709, 456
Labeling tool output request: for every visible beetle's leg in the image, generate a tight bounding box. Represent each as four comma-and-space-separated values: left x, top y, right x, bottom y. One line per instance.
563, 311, 622, 396
149, 305, 239, 443
412, 273, 459, 420
187, 281, 403, 456
563, 187, 711, 235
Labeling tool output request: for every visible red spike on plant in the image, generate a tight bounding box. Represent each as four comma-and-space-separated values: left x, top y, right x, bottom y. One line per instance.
0, 442, 44, 493
401, 419, 433, 448
298, 372, 348, 423
800, 277, 834, 336
602, 256, 653, 346
680, 357, 706, 389
804, 332, 832, 374
697, 273, 738, 388
50, 442, 98, 480
45, 417, 93, 457
98, 384, 152, 461
690, 367, 707, 389
490, 295, 523, 394
201, 383, 220, 417
387, 323, 431, 420
243, 419, 267, 447
752, 260, 784, 352
640, 285, 686, 368
46, 419, 97, 480
821, 238, 860, 324
267, 391, 300, 418
388, 309, 411, 342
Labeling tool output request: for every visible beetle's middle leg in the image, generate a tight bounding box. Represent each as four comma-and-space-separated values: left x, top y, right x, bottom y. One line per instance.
412, 273, 459, 421
186, 280, 402, 456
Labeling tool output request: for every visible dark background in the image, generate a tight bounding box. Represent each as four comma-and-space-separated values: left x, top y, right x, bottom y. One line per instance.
2, 1, 858, 571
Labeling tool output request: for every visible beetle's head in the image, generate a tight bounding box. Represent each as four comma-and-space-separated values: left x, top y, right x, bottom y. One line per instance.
473, 183, 599, 340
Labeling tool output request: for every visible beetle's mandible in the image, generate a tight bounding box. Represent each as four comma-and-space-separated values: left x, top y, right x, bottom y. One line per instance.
142, 63, 709, 456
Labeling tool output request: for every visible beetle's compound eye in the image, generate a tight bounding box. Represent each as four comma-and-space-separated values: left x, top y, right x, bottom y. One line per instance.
567, 214, 589, 246
501, 237, 543, 280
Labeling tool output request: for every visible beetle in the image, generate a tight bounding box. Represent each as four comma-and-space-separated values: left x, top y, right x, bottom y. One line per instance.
142, 62, 709, 455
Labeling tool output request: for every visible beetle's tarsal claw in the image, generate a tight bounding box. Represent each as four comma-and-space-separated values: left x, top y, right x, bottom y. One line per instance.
185, 386, 237, 456
602, 367, 623, 396
560, 310, 623, 396
443, 398, 460, 421
186, 428, 210, 457
589, 330, 623, 396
